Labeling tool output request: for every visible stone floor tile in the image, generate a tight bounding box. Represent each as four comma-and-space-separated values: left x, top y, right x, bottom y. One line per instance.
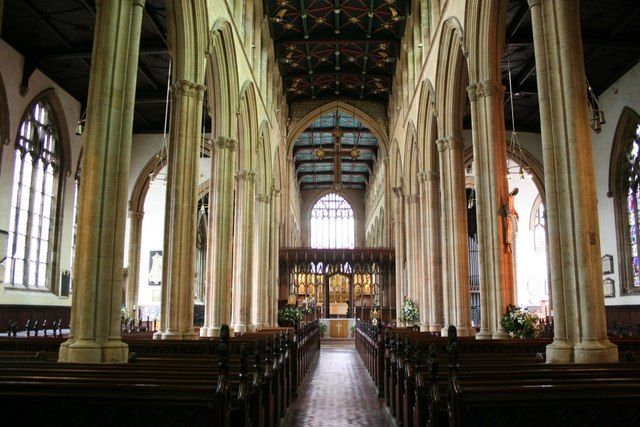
286, 346, 391, 427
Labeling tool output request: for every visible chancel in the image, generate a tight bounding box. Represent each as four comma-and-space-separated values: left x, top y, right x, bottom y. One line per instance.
0, 0, 640, 425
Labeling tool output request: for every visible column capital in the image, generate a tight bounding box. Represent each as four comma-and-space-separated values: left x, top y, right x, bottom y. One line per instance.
436, 136, 463, 151
418, 170, 439, 183
466, 83, 479, 101
392, 186, 404, 197
214, 136, 237, 151
235, 169, 257, 183
477, 80, 505, 98
173, 80, 207, 100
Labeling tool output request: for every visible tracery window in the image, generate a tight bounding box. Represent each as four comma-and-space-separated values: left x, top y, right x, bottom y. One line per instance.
625, 124, 640, 289
530, 196, 546, 252
4, 100, 60, 288
310, 193, 355, 249
194, 201, 208, 303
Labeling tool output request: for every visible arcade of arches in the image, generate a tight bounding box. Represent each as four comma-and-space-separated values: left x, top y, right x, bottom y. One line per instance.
1, 0, 640, 380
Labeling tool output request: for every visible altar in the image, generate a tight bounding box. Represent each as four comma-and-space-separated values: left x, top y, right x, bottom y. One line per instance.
319, 318, 356, 339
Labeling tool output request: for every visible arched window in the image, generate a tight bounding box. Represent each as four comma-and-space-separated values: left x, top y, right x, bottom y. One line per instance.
4, 99, 61, 288
530, 195, 546, 252
611, 109, 640, 295
310, 193, 355, 249
195, 200, 208, 303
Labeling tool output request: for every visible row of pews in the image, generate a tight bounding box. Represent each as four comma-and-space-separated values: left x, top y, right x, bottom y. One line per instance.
356, 321, 640, 426
0, 320, 320, 426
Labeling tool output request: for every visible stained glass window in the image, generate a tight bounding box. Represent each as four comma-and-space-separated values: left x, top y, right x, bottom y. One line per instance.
4, 100, 59, 288
626, 124, 640, 288
310, 193, 355, 249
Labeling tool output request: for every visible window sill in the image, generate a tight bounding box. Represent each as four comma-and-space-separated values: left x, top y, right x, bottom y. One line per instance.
2, 284, 55, 294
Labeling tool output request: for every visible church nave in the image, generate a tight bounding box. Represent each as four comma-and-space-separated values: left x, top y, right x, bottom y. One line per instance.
287, 345, 390, 427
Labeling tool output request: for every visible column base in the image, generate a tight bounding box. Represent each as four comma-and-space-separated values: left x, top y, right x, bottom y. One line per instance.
419, 323, 430, 332
456, 326, 476, 337
181, 329, 198, 340
574, 339, 618, 364
199, 325, 210, 337
58, 338, 128, 364
161, 330, 183, 340
232, 324, 248, 334
546, 339, 574, 364
152, 330, 164, 340
207, 326, 222, 337
475, 329, 493, 340
492, 329, 510, 340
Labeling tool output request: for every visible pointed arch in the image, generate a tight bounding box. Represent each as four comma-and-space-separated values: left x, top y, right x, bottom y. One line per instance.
257, 119, 272, 196
237, 81, 259, 170
465, 0, 509, 83
404, 121, 420, 197
436, 17, 469, 137
286, 100, 389, 157
417, 79, 439, 173
207, 19, 240, 139
389, 139, 404, 190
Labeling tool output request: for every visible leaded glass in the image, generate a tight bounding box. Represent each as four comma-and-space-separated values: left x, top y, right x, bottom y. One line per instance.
627, 124, 640, 288
310, 193, 355, 248
4, 100, 59, 288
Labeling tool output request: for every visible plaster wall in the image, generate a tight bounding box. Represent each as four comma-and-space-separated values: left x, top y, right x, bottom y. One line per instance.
592, 62, 640, 305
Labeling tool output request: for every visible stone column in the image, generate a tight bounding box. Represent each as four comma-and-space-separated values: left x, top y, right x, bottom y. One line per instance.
231, 169, 256, 333
153, 80, 206, 341
201, 137, 237, 337
392, 187, 405, 322
125, 209, 144, 317
418, 170, 443, 332
467, 80, 514, 339
270, 188, 281, 326
529, 0, 617, 363
58, 0, 145, 363
437, 137, 473, 337
252, 193, 271, 328
403, 195, 420, 303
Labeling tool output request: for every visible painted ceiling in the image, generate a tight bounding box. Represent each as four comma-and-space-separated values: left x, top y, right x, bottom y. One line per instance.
294, 109, 378, 191
264, 0, 410, 102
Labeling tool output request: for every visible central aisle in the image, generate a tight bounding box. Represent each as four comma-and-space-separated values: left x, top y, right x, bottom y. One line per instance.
286, 344, 391, 427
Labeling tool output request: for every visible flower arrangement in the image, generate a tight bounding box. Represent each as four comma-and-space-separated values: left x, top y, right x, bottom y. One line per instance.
302, 296, 316, 314
278, 305, 304, 327
399, 298, 420, 324
120, 305, 132, 323
500, 304, 541, 339
319, 322, 327, 337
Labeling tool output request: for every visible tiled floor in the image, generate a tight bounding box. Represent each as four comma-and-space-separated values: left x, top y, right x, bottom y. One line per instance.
286, 345, 391, 427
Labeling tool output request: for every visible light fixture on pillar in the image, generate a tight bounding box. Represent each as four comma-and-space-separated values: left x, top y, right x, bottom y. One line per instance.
586, 77, 606, 134
506, 57, 531, 181
75, 109, 86, 136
